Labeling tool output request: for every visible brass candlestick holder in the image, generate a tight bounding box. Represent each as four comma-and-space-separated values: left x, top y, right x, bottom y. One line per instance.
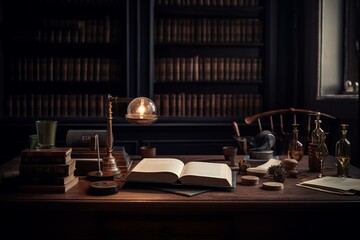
102, 94, 158, 175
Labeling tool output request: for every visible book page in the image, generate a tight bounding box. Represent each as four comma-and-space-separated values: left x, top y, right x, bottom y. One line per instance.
132, 158, 184, 175
179, 161, 232, 187
299, 176, 360, 192
126, 158, 185, 184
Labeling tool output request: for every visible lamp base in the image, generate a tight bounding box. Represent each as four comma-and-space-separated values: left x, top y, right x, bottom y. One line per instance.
88, 180, 120, 195
102, 154, 121, 175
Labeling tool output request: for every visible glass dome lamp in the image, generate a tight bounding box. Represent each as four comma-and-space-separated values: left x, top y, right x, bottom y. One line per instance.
101, 94, 158, 175
125, 97, 158, 125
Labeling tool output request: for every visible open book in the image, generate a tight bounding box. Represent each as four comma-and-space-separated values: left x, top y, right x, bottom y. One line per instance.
297, 176, 360, 195
125, 158, 233, 188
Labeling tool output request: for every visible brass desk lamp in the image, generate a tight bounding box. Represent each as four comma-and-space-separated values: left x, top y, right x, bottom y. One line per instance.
102, 94, 158, 175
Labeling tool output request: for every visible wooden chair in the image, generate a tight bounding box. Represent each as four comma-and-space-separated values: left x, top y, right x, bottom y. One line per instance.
232, 108, 337, 156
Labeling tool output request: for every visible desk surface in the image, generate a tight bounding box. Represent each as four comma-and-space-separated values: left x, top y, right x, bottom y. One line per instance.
1, 155, 359, 239
1, 155, 360, 211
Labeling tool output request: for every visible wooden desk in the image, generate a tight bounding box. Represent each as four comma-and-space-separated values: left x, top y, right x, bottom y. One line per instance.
1, 155, 360, 240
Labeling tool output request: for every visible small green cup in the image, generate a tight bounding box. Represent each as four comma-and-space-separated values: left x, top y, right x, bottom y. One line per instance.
36, 120, 58, 149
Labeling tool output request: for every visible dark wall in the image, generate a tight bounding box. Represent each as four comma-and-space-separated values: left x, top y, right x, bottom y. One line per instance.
276, 0, 298, 108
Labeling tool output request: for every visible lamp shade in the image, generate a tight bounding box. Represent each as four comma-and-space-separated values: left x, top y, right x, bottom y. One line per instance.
125, 97, 158, 125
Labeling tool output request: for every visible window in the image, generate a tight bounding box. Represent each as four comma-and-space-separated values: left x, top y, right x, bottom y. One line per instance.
318, 0, 359, 98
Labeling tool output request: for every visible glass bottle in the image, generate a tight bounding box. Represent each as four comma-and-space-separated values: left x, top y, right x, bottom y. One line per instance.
308, 112, 324, 172
311, 112, 324, 144
335, 124, 351, 177
288, 123, 304, 163
316, 133, 328, 178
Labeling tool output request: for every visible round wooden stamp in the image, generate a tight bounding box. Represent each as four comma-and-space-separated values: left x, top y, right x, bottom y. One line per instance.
240, 175, 260, 186
282, 158, 299, 178
262, 181, 284, 191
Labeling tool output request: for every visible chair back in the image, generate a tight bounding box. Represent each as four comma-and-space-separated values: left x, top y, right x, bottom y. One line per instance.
233, 108, 337, 156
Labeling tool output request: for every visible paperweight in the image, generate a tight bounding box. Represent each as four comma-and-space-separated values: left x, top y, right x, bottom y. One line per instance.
88, 180, 120, 195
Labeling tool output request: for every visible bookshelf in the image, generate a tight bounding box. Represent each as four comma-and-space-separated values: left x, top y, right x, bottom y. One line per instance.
152, 0, 267, 120
1, 0, 129, 119
0, 0, 277, 162
0, 0, 134, 163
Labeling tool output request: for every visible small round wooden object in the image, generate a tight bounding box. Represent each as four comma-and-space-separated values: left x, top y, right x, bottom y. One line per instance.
240, 175, 259, 186
282, 158, 298, 170
282, 158, 298, 178
88, 180, 119, 195
262, 181, 284, 191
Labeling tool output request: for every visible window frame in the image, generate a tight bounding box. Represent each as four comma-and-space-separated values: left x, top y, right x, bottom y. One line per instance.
317, 0, 359, 100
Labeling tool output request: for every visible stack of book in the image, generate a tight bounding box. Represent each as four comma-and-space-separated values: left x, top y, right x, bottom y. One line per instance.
19, 147, 79, 193
65, 129, 132, 175
71, 146, 132, 176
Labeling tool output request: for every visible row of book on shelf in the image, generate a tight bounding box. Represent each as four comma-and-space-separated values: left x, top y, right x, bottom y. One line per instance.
11, 57, 120, 82
28, 0, 261, 8
155, 18, 263, 43
33, 0, 123, 5
12, 16, 121, 44
154, 93, 262, 117
155, 0, 261, 7
5, 93, 262, 118
155, 57, 262, 82
6, 94, 106, 118
22, 0, 251, 6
